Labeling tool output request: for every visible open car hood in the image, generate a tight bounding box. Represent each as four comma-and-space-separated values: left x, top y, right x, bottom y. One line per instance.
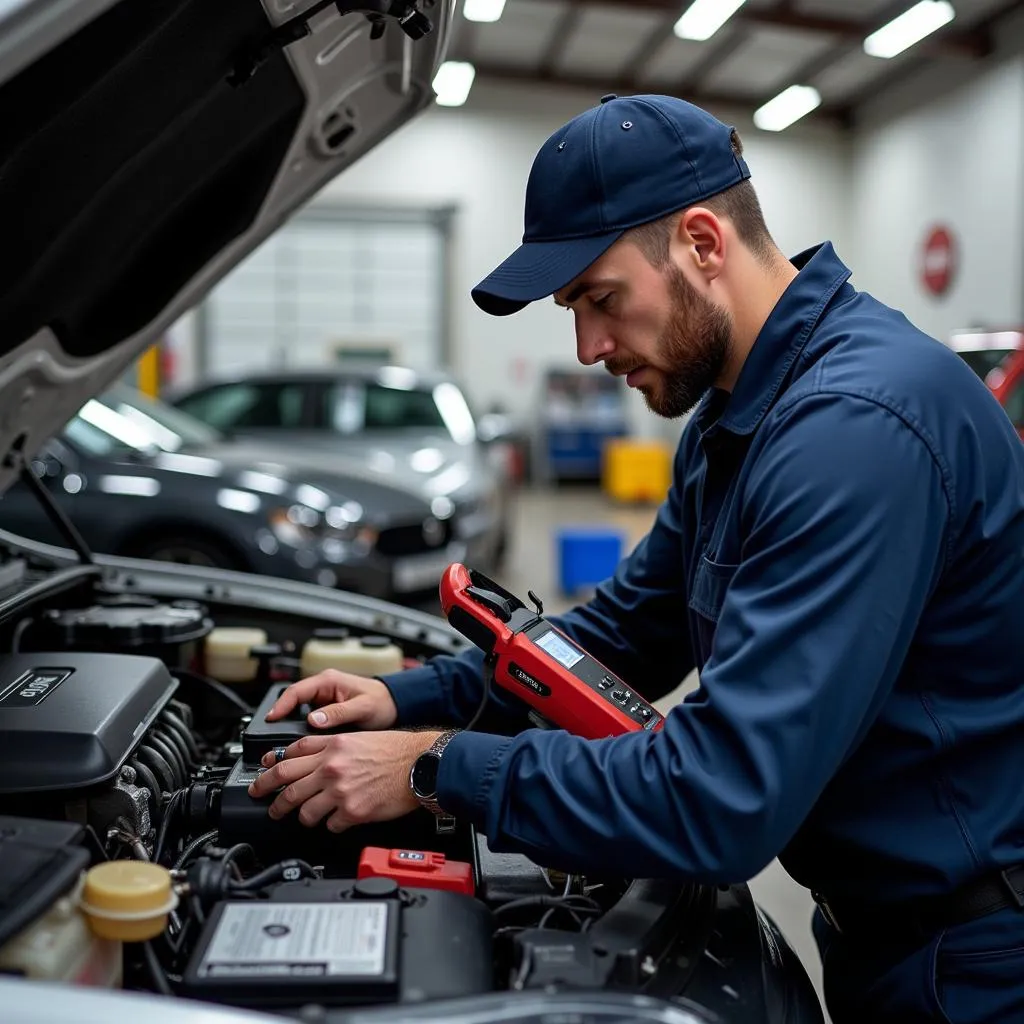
0, 0, 455, 499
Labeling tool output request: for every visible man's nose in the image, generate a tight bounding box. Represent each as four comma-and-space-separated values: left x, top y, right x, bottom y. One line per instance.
575, 318, 615, 366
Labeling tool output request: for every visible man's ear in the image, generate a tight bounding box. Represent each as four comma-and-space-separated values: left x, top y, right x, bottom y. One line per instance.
674, 207, 726, 281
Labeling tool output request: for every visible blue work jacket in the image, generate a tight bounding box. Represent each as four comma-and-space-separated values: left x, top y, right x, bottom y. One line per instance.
380, 242, 1024, 908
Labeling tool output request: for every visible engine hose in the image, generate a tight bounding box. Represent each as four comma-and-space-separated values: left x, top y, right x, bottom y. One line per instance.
145, 732, 187, 790
230, 859, 317, 892
221, 843, 255, 877
150, 726, 189, 786
143, 940, 174, 997
129, 758, 162, 810
153, 790, 186, 866
154, 715, 194, 772
136, 744, 176, 797
159, 710, 200, 766
173, 830, 219, 871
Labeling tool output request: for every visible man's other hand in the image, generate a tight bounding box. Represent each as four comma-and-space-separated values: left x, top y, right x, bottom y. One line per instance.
264, 669, 399, 731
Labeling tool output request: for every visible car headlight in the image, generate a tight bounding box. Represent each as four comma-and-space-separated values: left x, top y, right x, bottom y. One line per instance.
268, 502, 378, 556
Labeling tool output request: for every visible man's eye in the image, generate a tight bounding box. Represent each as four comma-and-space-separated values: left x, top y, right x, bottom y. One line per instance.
593, 293, 614, 310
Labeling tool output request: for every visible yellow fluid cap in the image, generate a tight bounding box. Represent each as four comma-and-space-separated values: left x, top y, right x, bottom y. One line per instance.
79, 861, 178, 942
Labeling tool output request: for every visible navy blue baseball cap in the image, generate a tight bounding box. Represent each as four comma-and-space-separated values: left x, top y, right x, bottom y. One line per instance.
471, 94, 751, 317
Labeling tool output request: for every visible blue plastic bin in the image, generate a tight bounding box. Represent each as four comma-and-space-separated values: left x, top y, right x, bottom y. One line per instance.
556, 526, 625, 595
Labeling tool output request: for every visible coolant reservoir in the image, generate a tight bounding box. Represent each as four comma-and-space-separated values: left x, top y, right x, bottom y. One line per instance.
0, 875, 122, 987
300, 634, 403, 678
204, 627, 268, 683
79, 862, 177, 943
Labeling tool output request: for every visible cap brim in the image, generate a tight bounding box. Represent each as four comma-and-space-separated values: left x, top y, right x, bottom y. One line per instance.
471, 230, 625, 317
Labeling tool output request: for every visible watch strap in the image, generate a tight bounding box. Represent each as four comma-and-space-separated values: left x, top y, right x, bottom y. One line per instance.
412, 728, 459, 819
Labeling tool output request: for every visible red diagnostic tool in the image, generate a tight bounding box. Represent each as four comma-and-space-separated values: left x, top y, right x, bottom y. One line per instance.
357, 847, 475, 895
439, 563, 665, 739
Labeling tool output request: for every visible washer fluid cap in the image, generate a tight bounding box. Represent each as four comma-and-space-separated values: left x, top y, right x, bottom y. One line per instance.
79, 861, 178, 941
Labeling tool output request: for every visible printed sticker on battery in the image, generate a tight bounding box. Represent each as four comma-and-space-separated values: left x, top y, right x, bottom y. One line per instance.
198, 903, 389, 978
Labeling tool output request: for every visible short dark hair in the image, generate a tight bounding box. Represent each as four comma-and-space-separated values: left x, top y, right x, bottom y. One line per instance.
625, 129, 774, 266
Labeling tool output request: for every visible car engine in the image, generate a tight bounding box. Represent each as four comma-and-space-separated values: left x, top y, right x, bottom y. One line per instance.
0, 557, 824, 1024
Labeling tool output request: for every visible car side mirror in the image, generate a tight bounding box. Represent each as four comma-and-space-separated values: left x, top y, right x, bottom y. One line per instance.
477, 412, 514, 445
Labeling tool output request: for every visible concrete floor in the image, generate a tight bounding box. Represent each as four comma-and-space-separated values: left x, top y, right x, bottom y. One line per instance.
484, 483, 829, 1017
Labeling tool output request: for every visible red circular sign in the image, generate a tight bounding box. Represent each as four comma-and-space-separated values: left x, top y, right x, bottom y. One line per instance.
921, 225, 956, 296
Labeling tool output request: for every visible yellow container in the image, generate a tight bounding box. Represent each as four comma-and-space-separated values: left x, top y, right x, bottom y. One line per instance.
602, 439, 673, 504
79, 862, 177, 942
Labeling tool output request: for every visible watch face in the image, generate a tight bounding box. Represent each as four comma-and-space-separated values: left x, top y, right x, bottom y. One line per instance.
411, 752, 440, 799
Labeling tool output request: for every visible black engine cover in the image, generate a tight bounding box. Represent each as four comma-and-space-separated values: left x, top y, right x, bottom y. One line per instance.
0, 652, 177, 793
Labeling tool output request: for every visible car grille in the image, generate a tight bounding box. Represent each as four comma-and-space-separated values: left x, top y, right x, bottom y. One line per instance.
375, 519, 453, 557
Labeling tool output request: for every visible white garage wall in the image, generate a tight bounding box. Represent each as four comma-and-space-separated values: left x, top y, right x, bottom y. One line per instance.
848, 16, 1024, 345
313, 80, 855, 430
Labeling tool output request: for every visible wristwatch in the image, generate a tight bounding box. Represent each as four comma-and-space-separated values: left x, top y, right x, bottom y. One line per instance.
409, 728, 459, 818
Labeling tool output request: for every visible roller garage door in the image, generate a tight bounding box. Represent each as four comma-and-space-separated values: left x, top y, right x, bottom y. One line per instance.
197, 204, 453, 374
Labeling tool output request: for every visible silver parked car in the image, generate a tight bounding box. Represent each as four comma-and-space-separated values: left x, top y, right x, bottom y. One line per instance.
168, 364, 513, 566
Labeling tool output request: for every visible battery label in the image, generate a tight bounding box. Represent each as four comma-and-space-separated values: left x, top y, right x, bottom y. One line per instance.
198, 903, 389, 978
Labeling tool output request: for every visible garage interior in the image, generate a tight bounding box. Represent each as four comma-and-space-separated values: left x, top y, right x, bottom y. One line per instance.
138, 0, 1024, 1012
3, 0, 1024, 1019
151, 4, 1024, 1007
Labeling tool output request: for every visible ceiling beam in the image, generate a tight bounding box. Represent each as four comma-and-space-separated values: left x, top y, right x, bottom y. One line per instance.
539, 4, 585, 77
469, 58, 849, 125
526, 0, 992, 59
621, 15, 678, 83
744, 7, 989, 59
675, 25, 750, 95
835, 0, 1024, 122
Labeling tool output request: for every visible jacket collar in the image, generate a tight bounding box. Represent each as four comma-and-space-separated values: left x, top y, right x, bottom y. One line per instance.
698, 241, 853, 438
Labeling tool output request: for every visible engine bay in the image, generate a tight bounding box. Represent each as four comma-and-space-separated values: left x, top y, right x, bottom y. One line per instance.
0, 538, 824, 1023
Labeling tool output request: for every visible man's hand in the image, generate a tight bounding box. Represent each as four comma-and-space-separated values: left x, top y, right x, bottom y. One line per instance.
264, 669, 399, 731
247, 730, 442, 832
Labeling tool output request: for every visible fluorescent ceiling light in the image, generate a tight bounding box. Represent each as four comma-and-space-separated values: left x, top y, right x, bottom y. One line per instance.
864, 1, 955, 59
753, 85, 822, 132
674, 0, 747, 42
463, 0, 506, 23
433, 61, 476, 107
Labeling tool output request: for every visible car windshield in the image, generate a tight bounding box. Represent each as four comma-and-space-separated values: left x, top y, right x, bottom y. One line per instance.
957, 348, 1015, 382
62, 388, 223, 458
331, 374, 478, 445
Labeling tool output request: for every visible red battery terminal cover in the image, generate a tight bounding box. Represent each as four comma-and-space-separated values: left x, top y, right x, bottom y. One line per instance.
357, 846, 475, 896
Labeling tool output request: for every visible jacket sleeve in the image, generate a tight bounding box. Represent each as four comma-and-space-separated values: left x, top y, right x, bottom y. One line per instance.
434, 393, 951, 883
378, 434, 699, 726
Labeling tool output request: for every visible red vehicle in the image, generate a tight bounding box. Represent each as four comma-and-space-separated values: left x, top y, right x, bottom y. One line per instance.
948, 330, 1024, 439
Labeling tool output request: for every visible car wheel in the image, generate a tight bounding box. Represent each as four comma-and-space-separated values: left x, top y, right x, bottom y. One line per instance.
128, 534, 246, 571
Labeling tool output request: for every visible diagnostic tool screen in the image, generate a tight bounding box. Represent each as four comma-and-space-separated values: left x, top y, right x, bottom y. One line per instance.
536, 630, 584, 669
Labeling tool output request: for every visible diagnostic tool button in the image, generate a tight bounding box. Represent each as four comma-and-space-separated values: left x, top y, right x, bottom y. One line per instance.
599, 676, 615, 690
610, 689, 631, 705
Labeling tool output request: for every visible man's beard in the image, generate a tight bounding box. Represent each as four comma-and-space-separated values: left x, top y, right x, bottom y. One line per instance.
609, 266, 733, 419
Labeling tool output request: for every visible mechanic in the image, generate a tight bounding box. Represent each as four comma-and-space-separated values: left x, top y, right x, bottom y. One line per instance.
249, 94, 1024, 1023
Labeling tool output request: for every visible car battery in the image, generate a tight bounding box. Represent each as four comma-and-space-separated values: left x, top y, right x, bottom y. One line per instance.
217, 758, 471, 876
241, 683, 355, 766
181, 876, 493, 1010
